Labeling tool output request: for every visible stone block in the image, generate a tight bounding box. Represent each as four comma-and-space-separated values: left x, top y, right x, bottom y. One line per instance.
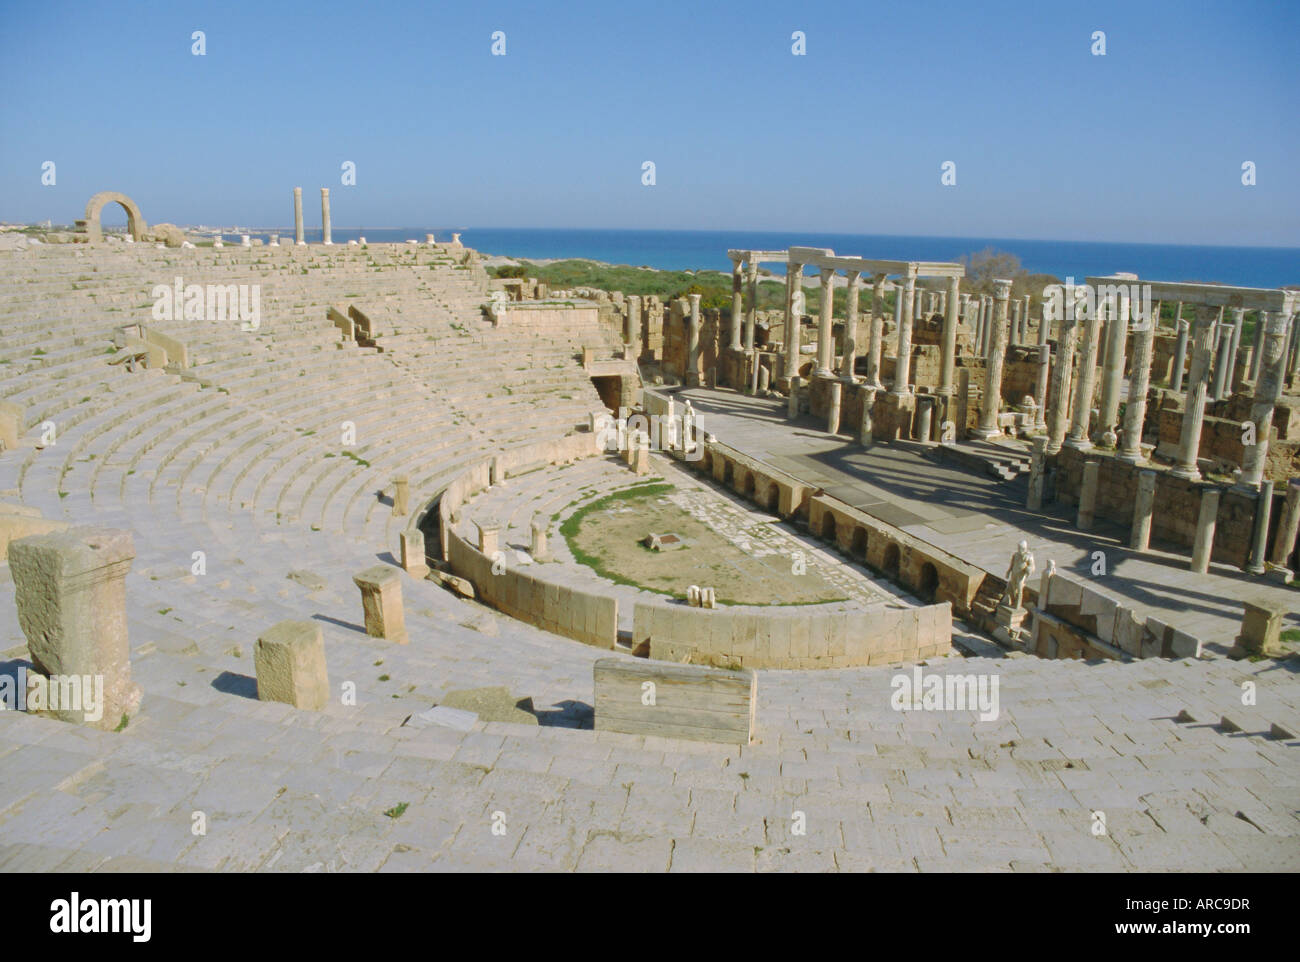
352, 565, 409, 644
0, 399, 23, 451
1231, 599, 1289, 659
8, 526, 141, 729
254, 620, 329, 711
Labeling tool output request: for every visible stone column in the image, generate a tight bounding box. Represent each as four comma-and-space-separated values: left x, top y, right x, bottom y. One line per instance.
1211, 321, 1233, 400
1239, 311, 1289, 489
687, 293, 702, 386
1026, 435, 1048, 510
1270, 478, 1300, 569
939, 275, 960, 399
321, 187, 332, 245
893, 269, 917, 396
816, 268, 836, 376
1096, 290, 1129, 442
353, 565, 409, 643
1075, 460, 1101, 530
1025, 295, 1034, 343
982, 296, 994, 358
1248, 311, 1266, 383
783, 262, 803, 380
730, 259, 744, 351
859, 387, 876, 444
1189, 488, 1220, 574
1170, 318, 1189, 392
788, 376, 801, 419
392, 475, 409, 516
826, 380, 842, 435
973, 279, 1012, 439
1045, 312, 1079, 455
1034, 344, 1051, 432
1010, 301, 1022, 346
744, 262, 759, 352
627, 295, 642, 356
842, 270, 862, 379
1171, 306, 1219, 480
1118, 299, 1157, 463
1036, 297, 1049, 347
1130, 470, 1157, 550
1170, 301, 1182, 333
530, 518, 549, 560
1225, 307, 1245, 395
1285, 315, 1298, 385
865, 275, 886, 388
1247, 480, 1274, 575
1064, 304, 1103, 450
8, 526, 142, 729
293, 187, 305, 245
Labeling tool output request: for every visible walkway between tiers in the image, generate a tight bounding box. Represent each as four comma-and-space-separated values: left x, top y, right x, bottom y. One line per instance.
677, 386, 1300, 655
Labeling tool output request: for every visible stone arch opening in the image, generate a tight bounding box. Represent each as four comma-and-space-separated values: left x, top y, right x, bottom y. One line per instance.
851, 526, 869, 561
882, 542, 901, 579
742, 471, 756, 500
723, 461, 734, 487
80, 191, 148, 242
918, 562, 940, 602
764, 485, 780, 514
820, 511, 837, 542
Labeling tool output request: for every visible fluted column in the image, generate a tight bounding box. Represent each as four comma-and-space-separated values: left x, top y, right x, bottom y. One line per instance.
939, 274, 960, 397
1171, 318, 1189, 392
1097, 289, 1129, 441
866, 274, 886, 389
1046, 310, 1079, 455
320, 188, 332, 245
783, 262, 803, 379
1170, 305, 1219, 480
1225, 307, 1245, 395
744, 261, 758, 352
842, 271, 862, 380
973, 280, 1012, 438
729, 259, 744, 351
1248, 310, 1266, 382
1064, 301, 1103, 450
1211, 321, 1234, 400
293, 187, 305, 245
1239, 311, 1290, 489
816, 267, 836, 376
1118, 300, 1158, 463
893, 269, 916, 396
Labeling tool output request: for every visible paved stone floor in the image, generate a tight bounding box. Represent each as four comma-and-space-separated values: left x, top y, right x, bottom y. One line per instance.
679, 386, 1300, 655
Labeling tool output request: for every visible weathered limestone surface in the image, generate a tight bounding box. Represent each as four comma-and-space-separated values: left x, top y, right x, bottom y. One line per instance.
353, 565, 409, 644
254, 620, 329, 711
8, 526, 141, 728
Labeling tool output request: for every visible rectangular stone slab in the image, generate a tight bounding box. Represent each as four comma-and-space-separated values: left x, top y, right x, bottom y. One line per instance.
593, 658, 756, 744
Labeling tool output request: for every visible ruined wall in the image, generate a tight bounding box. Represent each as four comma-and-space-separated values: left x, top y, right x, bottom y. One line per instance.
637, 597, 952, 669
1054, 446, 1269, 568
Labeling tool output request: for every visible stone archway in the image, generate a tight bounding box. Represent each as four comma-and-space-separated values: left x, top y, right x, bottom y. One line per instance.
79, 191, 148, 242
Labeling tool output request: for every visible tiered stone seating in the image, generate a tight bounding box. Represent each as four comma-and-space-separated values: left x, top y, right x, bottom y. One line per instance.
2, 242, 1295, 873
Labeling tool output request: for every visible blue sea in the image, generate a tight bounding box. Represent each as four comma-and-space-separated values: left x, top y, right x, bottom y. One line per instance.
233, 227, 1300, 290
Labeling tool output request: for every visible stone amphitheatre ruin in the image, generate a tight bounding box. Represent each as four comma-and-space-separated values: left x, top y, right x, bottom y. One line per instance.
0, 189, 1296, 872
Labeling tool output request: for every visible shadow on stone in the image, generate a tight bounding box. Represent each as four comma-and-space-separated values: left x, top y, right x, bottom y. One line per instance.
211, 671, 258, 699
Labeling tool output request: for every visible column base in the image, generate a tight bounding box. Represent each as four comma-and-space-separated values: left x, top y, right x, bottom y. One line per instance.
1169, 466, 1201, 482
1115, 450, 1147, 465
971, 427, 1001, 441
1062, 436, 1092, 451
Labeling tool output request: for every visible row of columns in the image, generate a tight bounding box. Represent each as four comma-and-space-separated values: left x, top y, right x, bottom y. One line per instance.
290, 187, 332, 246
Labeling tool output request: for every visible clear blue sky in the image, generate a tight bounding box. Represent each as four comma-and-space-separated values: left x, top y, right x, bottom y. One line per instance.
1, 0, 1296, 246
